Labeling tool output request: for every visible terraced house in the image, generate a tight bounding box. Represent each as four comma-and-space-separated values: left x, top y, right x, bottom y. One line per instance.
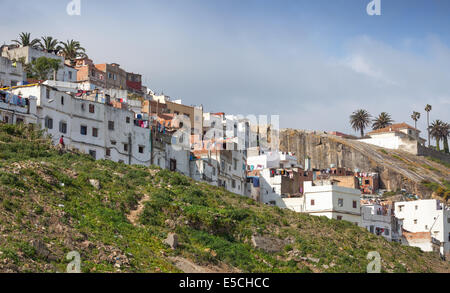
8, 84, 151, 166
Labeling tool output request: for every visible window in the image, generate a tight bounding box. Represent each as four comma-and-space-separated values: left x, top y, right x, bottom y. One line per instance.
310, 199, 315, 206
365, 180, 370, 185
108, 121, 114, 130
68, 71, 73, 80
414, 219, 418, 225
92, 127, 98, 137
138, 145, 144, 154
370, 226, 374, 233
80, 125, 87, 135
89, 104, 95, 113
415, 205, 418, 210
232, 179, 236, 189
338, 198, 344, 207
61, 96, 64, 105
111, 140, 116, 145
16, 118, 24, 124
384, 229, 390, 236
46, 88, 50, 99
170, 159, 177, 171
123, 143, 129, 152
353, 200, 357, 209
59, 121, 67, 134
126, 117, 130, 123
106, 148, 111, 157
233, 159, 237, 170
398, 205, 404, 212
81, 103, 85, 111
89, 150, 96, 159
45, 117, 53, 129
337, 216, 343, 221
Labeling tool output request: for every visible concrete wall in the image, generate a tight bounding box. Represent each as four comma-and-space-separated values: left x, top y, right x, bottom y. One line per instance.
0, 57, 26, 86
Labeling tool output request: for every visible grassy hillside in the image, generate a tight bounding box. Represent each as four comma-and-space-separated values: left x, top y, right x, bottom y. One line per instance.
0, 124, 448, 273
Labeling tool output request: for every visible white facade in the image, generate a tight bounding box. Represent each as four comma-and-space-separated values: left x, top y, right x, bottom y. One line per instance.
247, 151, 299, 171
395, 199, 450, 256
361, 203, 401, 242
300, 181, 362, 225
10, 85, 151, 166
0, 90, 37, 125
2, 46, 77, 83
0, 56, 26, 87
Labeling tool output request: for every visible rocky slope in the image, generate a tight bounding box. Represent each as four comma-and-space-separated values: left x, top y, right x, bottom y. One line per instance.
280, 129, 450, 198
0, 124, 448, 273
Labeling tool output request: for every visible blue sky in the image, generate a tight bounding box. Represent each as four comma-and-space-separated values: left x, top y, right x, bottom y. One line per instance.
1, 0, 449, 138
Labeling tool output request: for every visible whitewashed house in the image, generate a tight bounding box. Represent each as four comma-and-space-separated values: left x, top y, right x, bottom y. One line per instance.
395, 199, 450, 257
1, 46, 77, 83
359, 123, 426, 155
0, 89, 37, 125
298, 181, 362, 225
10, 84, 151, 166
0, 56, 26, 87
361, 201, 402, 242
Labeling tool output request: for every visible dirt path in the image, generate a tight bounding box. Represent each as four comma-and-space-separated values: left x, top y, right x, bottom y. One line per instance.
168, 256, 241, 273
127, 194, 150, 226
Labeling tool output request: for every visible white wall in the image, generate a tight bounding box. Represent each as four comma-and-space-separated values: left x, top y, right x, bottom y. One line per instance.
303, 181, 361, 226
395, 199, 449, 254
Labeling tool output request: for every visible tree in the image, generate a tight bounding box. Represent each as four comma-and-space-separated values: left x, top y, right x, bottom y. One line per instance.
39, 36, 61, 53
350, 109, 371, 137
430, 120, 444, 152
411, 111, 421, 129
30, 57, 61, 81
425, 104, 432, 147
441, 122, 449, 154
60, 40, 86, 65
372, 112, 393, 130
11, 32, 40, 48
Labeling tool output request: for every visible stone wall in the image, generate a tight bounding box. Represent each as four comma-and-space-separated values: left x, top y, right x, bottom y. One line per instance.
417, 144, 450, 164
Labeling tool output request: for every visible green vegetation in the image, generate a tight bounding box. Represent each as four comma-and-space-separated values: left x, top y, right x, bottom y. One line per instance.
0, 124, 448, 273
421, 179, 450, 200
426, 157, 450, 169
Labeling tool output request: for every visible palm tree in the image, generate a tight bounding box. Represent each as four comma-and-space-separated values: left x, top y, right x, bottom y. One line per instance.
350, 109, 371, 137
372, 112, 393, 130
11, 32, 40, 48
39, 36, 61, 53
411, 111, 421, 129
59, 40, 86, 65
442, 122, 449, 154
425, 104, 432, 147
430, 120, 444, 152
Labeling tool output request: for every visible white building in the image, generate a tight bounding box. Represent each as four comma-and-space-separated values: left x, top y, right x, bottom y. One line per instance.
1, 46, 77, 83
359, 123, 426, 155
247, 151, 300, 171
288, 181, 362, 225
0, 89, 37, 125
395, 199, 450, 257
0, 56, 26, 87
10, 84, 151, 166
361, 201, 402, 242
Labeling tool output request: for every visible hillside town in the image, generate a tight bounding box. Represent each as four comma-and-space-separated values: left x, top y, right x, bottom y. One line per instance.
1, 33, 449, 262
